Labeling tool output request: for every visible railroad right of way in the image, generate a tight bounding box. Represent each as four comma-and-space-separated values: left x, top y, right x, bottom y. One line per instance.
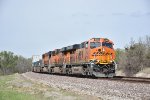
22, 72, 150, 100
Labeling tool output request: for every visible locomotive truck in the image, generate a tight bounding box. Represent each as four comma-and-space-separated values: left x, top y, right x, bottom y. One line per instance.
32, 38, 116, 77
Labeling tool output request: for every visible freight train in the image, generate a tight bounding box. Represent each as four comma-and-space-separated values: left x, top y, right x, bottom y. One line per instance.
32, 38, 116, 77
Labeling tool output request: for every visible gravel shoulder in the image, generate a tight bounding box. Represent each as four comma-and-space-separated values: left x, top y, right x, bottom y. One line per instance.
22, 72, 150, 100
0, 73, 100, 100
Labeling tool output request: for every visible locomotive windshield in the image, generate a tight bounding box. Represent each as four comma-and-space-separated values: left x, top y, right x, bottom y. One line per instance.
102, 42, 113, 48
90, 42, 101, 48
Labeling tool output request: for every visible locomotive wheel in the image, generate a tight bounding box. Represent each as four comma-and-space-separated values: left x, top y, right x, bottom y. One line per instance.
40, 67, 43, 72
59, 67, 63, 73
50, 68, 54, 73
48, 68, 51, 74
82, 68, 87, 76
87, 69, 92, 76
69, 68, 72, 74
66, 68, 72, 75
65, 68, 68, 75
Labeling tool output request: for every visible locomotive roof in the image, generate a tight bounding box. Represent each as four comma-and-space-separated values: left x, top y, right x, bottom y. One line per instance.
43, 37, 113, 54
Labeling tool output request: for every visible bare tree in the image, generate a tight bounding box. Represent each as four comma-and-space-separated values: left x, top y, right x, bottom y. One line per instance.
116, 35, 150, 76
15, 56, 32, 73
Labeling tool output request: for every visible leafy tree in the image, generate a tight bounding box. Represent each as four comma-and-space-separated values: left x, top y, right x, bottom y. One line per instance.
0, 51, 32, 75
0, 51, 18, 75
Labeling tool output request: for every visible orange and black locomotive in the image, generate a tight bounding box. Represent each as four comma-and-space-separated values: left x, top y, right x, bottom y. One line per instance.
32, 38, 116, 77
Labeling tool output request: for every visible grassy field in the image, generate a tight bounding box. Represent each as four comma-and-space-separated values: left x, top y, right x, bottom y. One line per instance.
0, 74, 99, 100
0, 74, 44, 100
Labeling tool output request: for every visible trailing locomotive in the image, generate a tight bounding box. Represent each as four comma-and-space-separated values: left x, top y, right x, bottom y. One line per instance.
32, 38, 116, 77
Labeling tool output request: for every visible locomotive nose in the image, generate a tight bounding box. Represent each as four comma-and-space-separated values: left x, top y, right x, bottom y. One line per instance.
90, 47, 114, 64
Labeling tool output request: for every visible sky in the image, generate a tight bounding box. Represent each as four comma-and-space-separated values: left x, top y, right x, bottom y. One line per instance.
0, 0, 150, 58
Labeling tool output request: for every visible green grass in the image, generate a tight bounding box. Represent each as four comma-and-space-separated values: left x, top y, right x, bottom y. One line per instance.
0, 75, 45, 100
0, 91, 40, 100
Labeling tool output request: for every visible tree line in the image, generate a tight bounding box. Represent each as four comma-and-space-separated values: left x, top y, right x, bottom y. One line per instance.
116, 35, 150, 76
0, 51, 32, 75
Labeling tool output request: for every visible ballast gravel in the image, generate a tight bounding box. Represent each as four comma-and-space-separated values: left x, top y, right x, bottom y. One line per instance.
22, 72, 150, 100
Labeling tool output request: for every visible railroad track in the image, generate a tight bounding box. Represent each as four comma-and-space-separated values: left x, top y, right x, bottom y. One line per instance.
34, 72, 150, 84
98, 76, 150, 84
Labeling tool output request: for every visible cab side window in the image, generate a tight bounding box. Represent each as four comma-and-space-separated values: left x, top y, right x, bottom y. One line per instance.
85, 42, 88, 48
81, 42, 85, 48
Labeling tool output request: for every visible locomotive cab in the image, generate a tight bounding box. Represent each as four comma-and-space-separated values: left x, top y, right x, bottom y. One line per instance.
89, 38, 115, 64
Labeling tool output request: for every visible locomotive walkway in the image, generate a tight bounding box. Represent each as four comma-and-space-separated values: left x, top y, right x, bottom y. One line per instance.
22, 72, 150, 100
